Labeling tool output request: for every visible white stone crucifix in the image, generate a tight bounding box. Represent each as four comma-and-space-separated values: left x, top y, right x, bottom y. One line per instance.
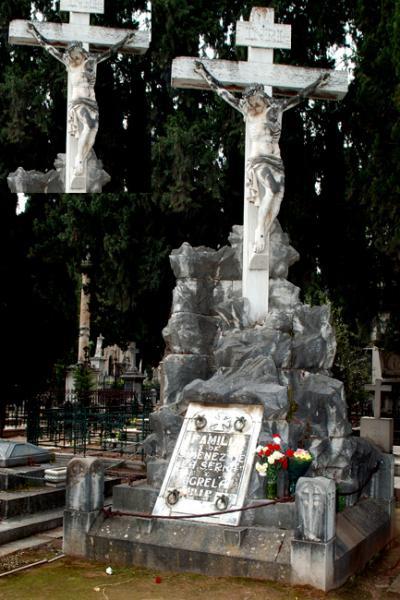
364, 379, 392, 419
9, 0, 150, 193
171, 7, 348, 323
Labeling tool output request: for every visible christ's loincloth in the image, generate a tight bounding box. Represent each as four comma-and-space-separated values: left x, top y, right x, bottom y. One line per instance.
68, 98, 99, 138
246, 155, 285, 206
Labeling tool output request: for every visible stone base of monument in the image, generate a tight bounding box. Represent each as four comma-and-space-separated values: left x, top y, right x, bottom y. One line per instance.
65, 463, 394, 592
360, 416, 393, 453
63, 225, 396, 591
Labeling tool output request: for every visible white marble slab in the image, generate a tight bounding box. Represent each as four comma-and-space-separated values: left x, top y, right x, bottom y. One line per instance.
152, 402, 263, 526
60, 0, 104, 13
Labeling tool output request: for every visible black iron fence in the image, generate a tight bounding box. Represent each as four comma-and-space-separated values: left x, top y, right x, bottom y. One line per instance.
1, 389, 157, 455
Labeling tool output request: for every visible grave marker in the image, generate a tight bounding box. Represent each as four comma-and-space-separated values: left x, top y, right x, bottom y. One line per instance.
152, 403, 263, 526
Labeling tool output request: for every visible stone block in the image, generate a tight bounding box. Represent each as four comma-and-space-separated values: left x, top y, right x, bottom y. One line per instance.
181, 358, 288, 419
162, 354, 210, 405
146, 458, 169, 488
291, 372, 352, 440
215, 246, 242, 280
295, 477, 336, 543
291, 538, 335, 591
170, 243, 218, 279
360, 417, 393, 453
171, 278, 212, 315
63, 509, 99, 557
214, 327, 291, 370
146, 409, 183, 460
66, 457, 104, 512
293, 305, 336, 370
162, 312, 219, 354
309, 436, 383, 490
269, 279, 301, 310
367, 452, 394, 506
270, 223, 299, 279
112, 482, 159, 513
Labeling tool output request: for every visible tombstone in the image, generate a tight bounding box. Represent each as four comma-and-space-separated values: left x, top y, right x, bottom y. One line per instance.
291, 477, 336, 589
0, 440, 52, 467
152, 402, 263, 525
64, 457, 104, 556
8, 1, 150, 193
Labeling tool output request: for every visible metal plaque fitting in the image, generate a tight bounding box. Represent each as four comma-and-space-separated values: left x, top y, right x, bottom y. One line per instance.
234, 416, 246, 432
215, 494, 229, 511
166, 489, 180, 506
194, 415, 207, 430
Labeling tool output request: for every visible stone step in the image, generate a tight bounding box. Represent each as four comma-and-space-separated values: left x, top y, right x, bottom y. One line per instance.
0, 507, 64, 545
0, 487, 65, 519
0, 476, 120, 519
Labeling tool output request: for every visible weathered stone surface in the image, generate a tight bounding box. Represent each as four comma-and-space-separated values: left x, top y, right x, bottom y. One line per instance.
270, 221, 300, 279
7, 167, 63, 193
292, 305, 336, 371
214, 328, 292, 370
162, 312, 219, 354
180, 357, 287, 419
170, 243, 219, 279
172, 279, 212, 315
228, 225, 243, 272
145, 406, 183, 460
54, 151, 111, 193
215, 245, 242, 280
66, 457, 104, 513
146, 459, 169, 488
295, 476, 336, 542
290, 372, 352, 440
263, 309, 294, 334
309, 436, 382, 489
269, 279, 301, 310
162, 354, 210, 405
8, 150, 111, 194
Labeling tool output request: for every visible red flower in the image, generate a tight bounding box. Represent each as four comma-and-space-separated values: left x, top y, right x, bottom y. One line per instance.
286, 449, 295, 458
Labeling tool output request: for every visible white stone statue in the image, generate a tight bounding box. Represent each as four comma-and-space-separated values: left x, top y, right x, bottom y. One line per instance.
27, 22, 135, 177
194, 61, 330, 253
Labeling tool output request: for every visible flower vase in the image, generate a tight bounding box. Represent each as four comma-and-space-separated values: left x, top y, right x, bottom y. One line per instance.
266, 468, 278, 499
288, 459, 312, 495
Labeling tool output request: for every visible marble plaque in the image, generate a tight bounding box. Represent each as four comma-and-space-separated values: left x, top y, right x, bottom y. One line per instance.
60, 0, 104, 14
152, 402, 263, 526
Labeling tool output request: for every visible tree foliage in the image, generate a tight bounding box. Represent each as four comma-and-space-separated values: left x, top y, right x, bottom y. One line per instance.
0, 0, 398, 394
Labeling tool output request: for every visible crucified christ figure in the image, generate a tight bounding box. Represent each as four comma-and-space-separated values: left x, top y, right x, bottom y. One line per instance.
28, 22, 134, 177
194, 61, 330, 253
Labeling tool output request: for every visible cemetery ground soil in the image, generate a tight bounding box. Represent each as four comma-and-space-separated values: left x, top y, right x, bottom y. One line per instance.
2, 510, 400, 599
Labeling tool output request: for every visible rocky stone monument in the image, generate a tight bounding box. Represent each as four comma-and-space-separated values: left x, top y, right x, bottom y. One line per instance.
7, 0, 150, 193
62, 7, 394, 592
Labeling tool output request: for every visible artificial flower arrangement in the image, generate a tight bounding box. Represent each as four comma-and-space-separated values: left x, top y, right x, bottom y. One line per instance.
255, 435, 313, 498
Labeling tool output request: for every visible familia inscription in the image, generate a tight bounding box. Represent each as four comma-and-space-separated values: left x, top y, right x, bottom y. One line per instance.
152, 403, 263, 526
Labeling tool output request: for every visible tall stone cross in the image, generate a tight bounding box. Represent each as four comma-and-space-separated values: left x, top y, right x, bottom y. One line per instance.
172, 7, 348, 323
9, 0, 150, 193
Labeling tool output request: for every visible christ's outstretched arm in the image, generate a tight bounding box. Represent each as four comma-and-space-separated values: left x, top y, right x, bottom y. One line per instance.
27, 22, 66, 65
194, 61, 242, 113
282, 73, 330, 111
96, 32, 136, 64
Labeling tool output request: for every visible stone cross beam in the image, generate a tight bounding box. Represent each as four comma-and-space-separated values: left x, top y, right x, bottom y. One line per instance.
9, 0, 150, 193
365, 379, 392, 419
171, 7, 348, 324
